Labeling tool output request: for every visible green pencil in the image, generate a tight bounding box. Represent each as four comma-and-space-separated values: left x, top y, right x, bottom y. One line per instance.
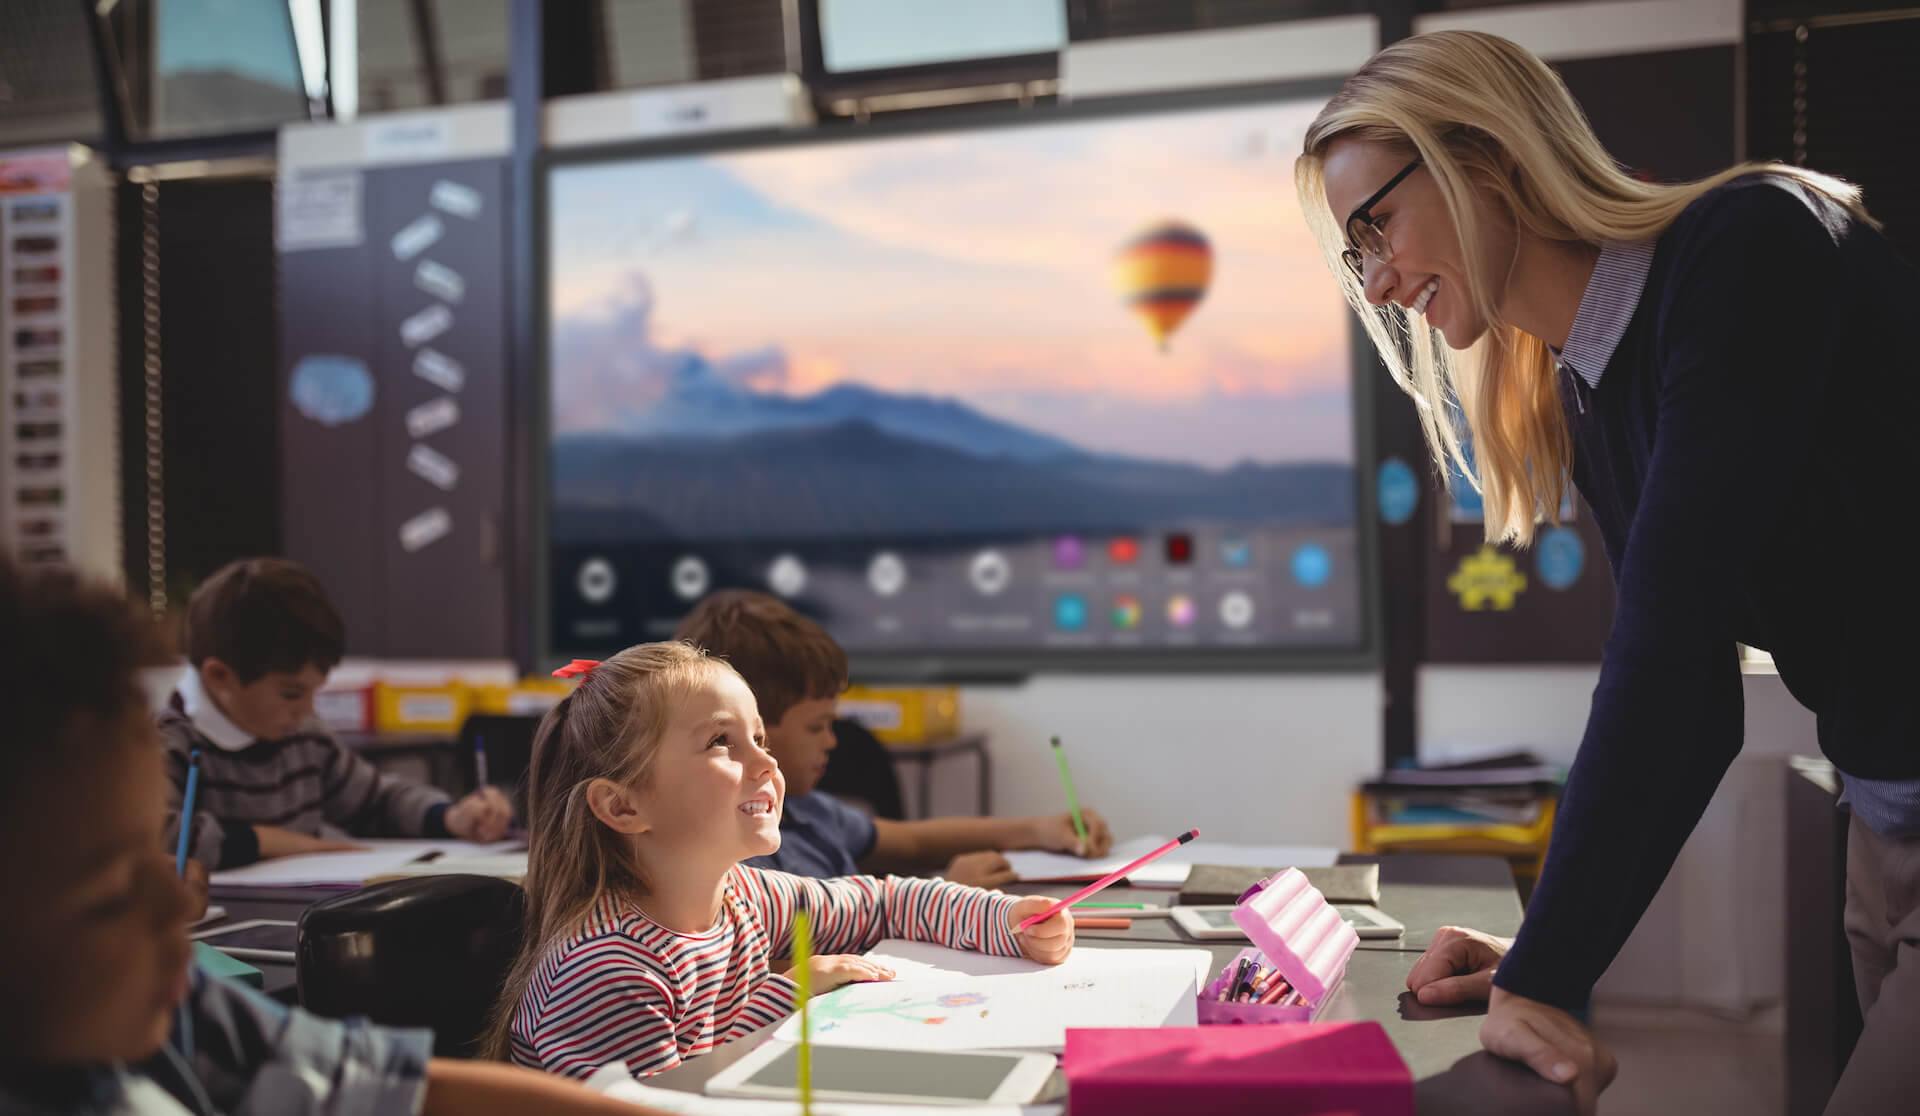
1072, 902, 1148, 909
1051, 734, 1089, 850
793, 908, 813, 1116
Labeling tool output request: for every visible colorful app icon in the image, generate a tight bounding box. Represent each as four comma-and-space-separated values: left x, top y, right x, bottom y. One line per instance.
1221, 534, 1253, 568
1164, 533, 1193, 565
1108, 537, 1140, 565
1291, 543, 1332, 588
1053, 534, 1086, 569
1110, 594, 1143, 629
1166, 594, 1196, 628
1054, 593, 1088, 631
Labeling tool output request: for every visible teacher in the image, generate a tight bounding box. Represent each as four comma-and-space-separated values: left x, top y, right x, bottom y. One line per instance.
1295, 30, 1919, 1116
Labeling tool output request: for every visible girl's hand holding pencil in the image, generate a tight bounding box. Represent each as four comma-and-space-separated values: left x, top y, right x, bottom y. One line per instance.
1008, 896, 1076, 964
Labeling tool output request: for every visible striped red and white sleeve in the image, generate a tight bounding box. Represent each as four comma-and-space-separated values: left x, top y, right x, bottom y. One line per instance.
737, 867, 1022, 959
519, 940, 684, 1080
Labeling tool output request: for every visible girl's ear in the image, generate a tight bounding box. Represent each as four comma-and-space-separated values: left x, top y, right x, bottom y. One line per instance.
585, 777, 650, 835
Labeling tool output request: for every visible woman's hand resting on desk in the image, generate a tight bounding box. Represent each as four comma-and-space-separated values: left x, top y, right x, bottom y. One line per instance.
1406, 924, 1512, 1005
253, 824, 368, 859
446, 785, 515, 842
1007, 896, 1075, 964
1406, 926, 1617, 1116
1025, 809, 1113, 858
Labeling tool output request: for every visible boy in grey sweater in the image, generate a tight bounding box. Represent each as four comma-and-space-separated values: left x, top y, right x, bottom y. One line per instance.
161, 558, 511, 869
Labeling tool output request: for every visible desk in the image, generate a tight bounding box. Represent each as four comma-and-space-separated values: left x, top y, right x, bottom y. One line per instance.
885, 732, 990, 819
215, 853, 1569, 1114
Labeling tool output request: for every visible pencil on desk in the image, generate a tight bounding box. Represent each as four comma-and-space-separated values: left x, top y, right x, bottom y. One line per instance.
1072, 917, 1131, 930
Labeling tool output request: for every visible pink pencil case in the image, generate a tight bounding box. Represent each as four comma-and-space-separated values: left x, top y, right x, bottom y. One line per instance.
1198, 867, 1359, 1024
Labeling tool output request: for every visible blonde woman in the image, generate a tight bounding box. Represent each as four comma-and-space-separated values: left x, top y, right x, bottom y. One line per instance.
1297, 30, 1919, 1116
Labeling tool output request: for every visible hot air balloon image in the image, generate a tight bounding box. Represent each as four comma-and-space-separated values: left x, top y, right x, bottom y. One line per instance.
1111, 219, 1212, 352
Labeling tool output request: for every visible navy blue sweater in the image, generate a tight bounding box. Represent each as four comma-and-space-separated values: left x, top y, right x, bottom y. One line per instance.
1493, 175, 1920, 1012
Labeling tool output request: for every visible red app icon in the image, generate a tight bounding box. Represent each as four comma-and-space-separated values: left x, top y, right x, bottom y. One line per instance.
1107, 537, 1140, 564
1165, 533, 1193, 564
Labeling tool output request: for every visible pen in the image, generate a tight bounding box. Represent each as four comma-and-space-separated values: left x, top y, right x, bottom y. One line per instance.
473, 733, 489, 790
793, 908, 813, 1116
1017, 829, 1198, 930
175, 749, 201, 876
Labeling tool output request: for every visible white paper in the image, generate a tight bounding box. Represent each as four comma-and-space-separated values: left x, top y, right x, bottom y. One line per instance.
278, 171, 363, 251
367, 850, 528, 882
584, 1066, 1060, 1115
209, 838, 522, 887
1003, 835, 1338, 888
771, 940, 1207, 1053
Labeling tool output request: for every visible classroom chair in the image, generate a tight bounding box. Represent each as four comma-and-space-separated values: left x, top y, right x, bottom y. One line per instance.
297, 874, 525, 1057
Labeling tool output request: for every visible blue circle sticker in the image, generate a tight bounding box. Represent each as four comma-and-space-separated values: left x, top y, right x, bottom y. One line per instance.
1536, 527, 1584, 590
290, 354, 374, 427
1377, 457, 1418, 525
1291, 543, 1332, 588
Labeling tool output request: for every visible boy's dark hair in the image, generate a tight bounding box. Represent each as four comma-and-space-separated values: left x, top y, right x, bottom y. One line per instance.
672, 589, 848, 724
184, 558, 345, 682
0, 558, 174, 793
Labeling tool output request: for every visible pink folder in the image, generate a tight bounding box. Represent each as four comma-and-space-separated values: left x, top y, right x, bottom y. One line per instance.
1063, 1023, 1413, 1116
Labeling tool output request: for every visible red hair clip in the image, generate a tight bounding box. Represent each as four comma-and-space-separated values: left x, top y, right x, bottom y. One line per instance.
553, 659, 600, 680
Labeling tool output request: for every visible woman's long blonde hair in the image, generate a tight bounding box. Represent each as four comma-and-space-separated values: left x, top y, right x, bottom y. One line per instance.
478, 641, 735, 1061
1296, 30, 1871, 545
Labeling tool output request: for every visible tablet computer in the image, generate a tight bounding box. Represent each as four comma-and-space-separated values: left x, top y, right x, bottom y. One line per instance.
705, 1041, 1054, 1106
189, 918, 299, 962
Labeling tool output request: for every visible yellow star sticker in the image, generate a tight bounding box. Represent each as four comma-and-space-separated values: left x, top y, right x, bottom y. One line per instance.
1448, 545, 1528, 611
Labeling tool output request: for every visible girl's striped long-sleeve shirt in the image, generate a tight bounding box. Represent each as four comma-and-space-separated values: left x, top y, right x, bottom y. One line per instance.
509, 865, 1022, 1079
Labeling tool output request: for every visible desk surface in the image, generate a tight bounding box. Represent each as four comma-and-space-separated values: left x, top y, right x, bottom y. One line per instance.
213, 852, 1568, 1114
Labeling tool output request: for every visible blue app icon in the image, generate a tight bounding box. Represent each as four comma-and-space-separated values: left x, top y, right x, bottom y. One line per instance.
1053, 593, 1088, 631
1221, 534, 1253, 568
1291, 543, 1332, 588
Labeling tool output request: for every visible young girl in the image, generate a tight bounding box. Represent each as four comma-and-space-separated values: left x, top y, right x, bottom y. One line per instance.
481, 643, 1074, 1079
0, 558, 671, 1116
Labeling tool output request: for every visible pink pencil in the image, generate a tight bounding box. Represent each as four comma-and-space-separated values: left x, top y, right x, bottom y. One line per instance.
1016, 829, 1198, 930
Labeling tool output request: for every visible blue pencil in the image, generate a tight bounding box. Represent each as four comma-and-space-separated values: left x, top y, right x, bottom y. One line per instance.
175, 749, 201, 876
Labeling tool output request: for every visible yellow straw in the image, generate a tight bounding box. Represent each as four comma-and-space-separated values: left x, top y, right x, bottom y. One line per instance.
793, 908, 813, 1116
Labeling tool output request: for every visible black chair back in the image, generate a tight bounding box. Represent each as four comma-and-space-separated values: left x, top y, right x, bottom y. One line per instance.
297, 874, 524, 1057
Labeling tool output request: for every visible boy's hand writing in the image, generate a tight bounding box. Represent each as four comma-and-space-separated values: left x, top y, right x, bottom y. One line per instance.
945, 850, 1018, 889
447, 785, 514, 842
1028, 809, 1113, 858
253, 824, 368, 859
804, 954, 896, 995
1008, 896, 1074, 964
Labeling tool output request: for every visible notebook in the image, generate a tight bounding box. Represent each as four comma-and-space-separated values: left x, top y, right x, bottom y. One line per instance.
1178, 863, 1379, 906
1063, 1024, 1413, 1116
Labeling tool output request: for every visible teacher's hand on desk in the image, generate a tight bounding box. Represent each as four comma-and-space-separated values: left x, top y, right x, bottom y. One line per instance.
1407, 925, 1617, 1116
1483, 988, 1617, 1116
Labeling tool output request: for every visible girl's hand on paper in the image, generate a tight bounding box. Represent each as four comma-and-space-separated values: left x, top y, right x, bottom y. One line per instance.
1406, 924, 1512, 1005
945, 850, 1019, 890
1029, 809, 1113, 858
447, 785, 514, 842
1009, 896, 1075, 964
804, 954, 896, 995
1482, 987, 1618, 1116
253, 825, 369, 860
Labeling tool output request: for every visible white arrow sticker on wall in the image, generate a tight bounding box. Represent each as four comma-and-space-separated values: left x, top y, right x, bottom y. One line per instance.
399, 506, 452, 551
406, 443, 460, 490
390, 213, 444, 261
399, 304, 453, 346
412, 348, 464, 393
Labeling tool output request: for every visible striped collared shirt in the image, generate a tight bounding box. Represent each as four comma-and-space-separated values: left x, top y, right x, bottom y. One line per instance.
1556, 239, 1657, 387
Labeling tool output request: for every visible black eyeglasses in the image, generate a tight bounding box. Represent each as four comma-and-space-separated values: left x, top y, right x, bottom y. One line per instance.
1341, 156, 1423, 280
